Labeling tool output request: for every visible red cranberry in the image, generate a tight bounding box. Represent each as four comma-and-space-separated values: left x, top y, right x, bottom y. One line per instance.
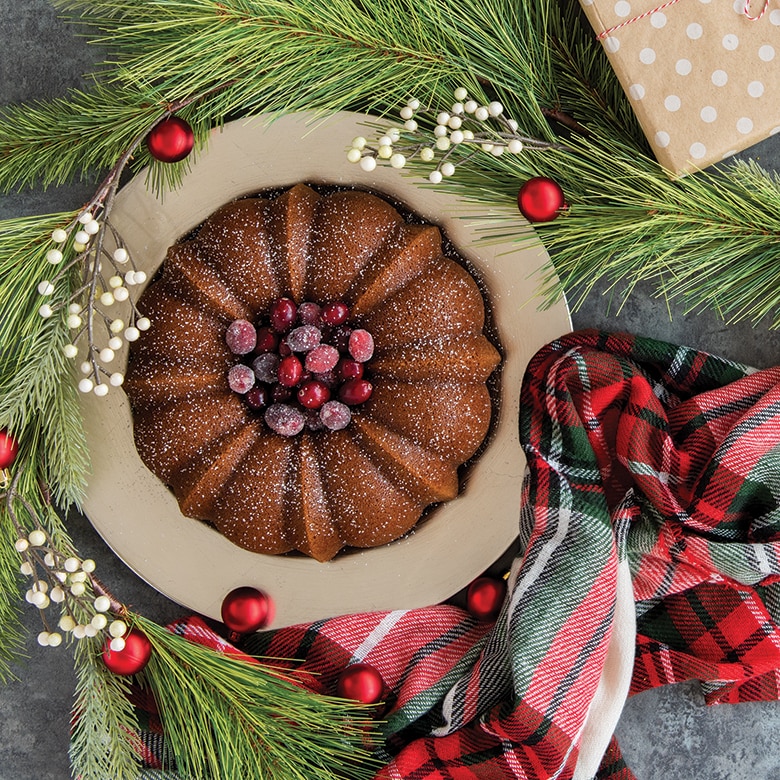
252, 353, 279, 384
348, 329, 374, 362
297, 380, 331, 409
228, 364, 255, 394
269, 297, 297, 332
336, 358, 363, 381
225, 319, 257, 355
297, 302, 322, 325
254, 326, 279, 354
305, 344, 340, 373
245, 385, 270, 410
278, 342, 292, 357
320, 401, 352, 430
321, 301, 350, 326
278, 354, 303, 387
264, 404, 305, 437
339, 378, 373, 405
286, 325, 322, 353
331, 325, 353, 352
271, 384, 292, 402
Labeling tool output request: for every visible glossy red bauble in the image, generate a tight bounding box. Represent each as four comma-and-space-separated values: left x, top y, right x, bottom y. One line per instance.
466, 576, 507, 622
102, 629, 152, 676
221, 587, 274, 635
517, 176, 566, 223
0, 429, 19, 470
336, 663, 384, 704
146, 116, 195, 163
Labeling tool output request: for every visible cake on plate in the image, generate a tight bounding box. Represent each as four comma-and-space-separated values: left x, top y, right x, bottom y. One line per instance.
124, 183, 500, 561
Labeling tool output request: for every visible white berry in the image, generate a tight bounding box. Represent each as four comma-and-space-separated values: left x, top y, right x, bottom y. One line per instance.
67, 314, 82, 329
63, 344, 78, 358
37, 281, 54, 296
70, 582, 86, 597
346, 148, 362, 163
99, 348, 115, 363
441, 162, 456, 177
109, 637, 126, 652
78, 378, 94, 394
108, 336, 123, 350
78, 211, 93, 224
377, 144, 393, 159
450, 130, 464, 144
28, 529, 46, 547
491, 145, 505, 156
508, 139, 524, 154
43, 553, 55, 567
50, 587, 66, 603
124, 327, 140, 342
136, 317, 150, 331
134, 271, 147, 285
110, 372, 125, 387
84, 624, 98, 638
488, 101, 504, 117
20, 562, 34, 576
74, 230, 90, 245
37, 631, 51, 647
51, 228, 68, 243
31, 590, 49, 608
419, 147, 435, 162
47, 632, 63, 647
453, 87, 468, 101
81, 559, 96, 573
94, 595, 111, 613
475, 106, 490, 121
403, 119, 418, 132
72, 624, 87, 639
428, 170, 443, 184
91, 614, 108, 630
433, 125, 448, 138
110, 319, 125, 334
84, 220, 100, 235
14, 538, 29, 552
399, 106, 414, 120
435, 136, 451, 151
113, 287, 129, 302
109, 620, 128, 638
93, 384, 109, 397
464, 100, 478, 113
79, 361, 92, 375
59, 615, 76, 632
100, 292, 115, 306
64, 557, 80, 572
359, 155, 377, 172
351, 136, 367, 150
436, 111, 450, 126
38, 304, 53, 319
46, 249, 63, 264
407, 98, 420, 110
389, 153, 406, 169
447, 115, 462, 130
113, 247, 129, 264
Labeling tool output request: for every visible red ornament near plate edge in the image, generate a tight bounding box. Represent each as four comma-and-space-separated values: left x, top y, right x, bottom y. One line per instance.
221, 587, 274, 637
146, 116, 194, 163
336, 663, 384, 704
0, 429, 19, 470
466, 576, 507, 622
517, 176, 566, 223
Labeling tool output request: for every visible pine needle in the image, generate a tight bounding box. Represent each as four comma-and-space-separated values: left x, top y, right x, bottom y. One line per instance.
135, 616, 382, 780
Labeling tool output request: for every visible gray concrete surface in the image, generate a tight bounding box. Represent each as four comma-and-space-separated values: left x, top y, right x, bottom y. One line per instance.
1, 1, 780, 778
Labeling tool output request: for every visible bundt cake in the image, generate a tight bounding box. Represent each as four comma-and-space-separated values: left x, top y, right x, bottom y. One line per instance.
124, 183, 500, 562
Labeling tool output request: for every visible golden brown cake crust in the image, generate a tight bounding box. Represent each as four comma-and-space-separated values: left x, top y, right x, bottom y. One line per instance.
124, 184, 500, 561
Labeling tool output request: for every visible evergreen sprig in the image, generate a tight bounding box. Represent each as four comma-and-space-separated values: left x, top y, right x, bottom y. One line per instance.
135, 616, 382, 780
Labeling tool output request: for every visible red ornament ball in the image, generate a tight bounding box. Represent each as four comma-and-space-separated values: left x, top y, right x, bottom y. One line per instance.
102, 629, 152, 676
146, 116, 194, 163
517, 176, 566, 222
466, 576, 507, 622
336, 663, 384, 704
221, 587, 274, 634
0, 429, 19, 470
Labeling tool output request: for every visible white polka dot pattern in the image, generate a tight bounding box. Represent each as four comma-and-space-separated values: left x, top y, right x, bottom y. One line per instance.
579, 0, 780, 175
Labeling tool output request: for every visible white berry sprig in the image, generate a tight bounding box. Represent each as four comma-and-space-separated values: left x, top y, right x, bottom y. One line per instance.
3, 470, 129, 649
347, 87, 565, 183
36, 199, 151, 398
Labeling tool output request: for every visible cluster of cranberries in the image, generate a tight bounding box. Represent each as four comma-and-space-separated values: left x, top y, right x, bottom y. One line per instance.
225, 297, 375, 437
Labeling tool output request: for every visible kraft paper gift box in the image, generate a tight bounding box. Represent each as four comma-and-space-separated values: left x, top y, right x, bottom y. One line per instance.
578, 0, 780, 177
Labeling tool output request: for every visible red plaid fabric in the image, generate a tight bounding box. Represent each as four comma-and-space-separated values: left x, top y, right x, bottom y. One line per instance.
135, 330, 780, 779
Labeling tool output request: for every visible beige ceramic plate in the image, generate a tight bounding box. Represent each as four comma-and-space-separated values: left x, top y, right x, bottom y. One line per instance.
80, 112, 571, 628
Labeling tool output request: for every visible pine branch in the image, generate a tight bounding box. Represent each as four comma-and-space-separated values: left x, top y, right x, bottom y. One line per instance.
0, 512, 25, 682
135, 615, 382, 780
70, 637, 144, 780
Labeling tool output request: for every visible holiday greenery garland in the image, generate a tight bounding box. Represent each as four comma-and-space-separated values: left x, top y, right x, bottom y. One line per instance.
2, 0, 780, 777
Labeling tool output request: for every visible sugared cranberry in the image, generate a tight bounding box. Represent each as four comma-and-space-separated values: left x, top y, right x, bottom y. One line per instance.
339, 378, 373, 405
269, 297, 297, 332
277, 354, 303, 387
271, 384, 292, 402
320, 400, 352, 430
336, 358, 363, 381
254, 326, 279, 354
264, 404, 305, 437
305, 409, 326, 431
321, 301, 350, 326
286, 325, 322, 353
314, 370, 338, 388
348, 329, 374, 362
245, 385, 271, 410
297, 302, 322, 325
228, 364, 256, 394
331, 325, 353, 352
225, 319, 257, 355
297, 380, 331, 409
305, 344, 340, 373
252, 353, 280, 384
